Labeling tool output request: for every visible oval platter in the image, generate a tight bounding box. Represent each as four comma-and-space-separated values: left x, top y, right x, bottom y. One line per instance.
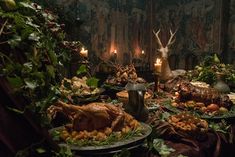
49, 123, 152, 155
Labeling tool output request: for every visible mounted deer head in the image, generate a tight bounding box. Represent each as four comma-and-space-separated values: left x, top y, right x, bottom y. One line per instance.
153, 29, 177, 59
152, 29, 178, 81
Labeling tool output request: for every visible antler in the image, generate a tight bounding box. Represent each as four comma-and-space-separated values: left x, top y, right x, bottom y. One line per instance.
153, 29, 177, 48
153, 29, 163, 48
166, 29, 177, 47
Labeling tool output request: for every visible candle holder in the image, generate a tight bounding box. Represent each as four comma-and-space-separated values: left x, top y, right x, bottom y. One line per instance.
80, 59, 89, 65
153, 72, 161, 93
110, 51, 117, 63
114, 53, 117, 63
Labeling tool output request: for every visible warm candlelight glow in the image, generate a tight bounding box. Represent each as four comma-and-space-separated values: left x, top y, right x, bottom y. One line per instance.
141, 50, 145, 54
80, 47, 88, 58
114, 49, 117, 54
154, 58, 162, 73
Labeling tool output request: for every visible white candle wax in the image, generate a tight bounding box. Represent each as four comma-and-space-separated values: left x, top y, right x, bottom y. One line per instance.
154, 58, 162, 73
80, 47, 88, 57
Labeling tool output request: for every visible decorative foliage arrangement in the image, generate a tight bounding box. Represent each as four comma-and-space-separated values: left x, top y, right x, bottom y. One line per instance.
187, 54, 235, 86
0, 0, 82, 125
59, 65, 101, 104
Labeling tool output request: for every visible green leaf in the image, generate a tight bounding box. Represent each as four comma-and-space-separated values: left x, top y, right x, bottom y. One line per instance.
28, 33, 40, 41
48, 50, 57, 65
7, 76, 23, 88
24, 62, 33, 71
51, 130, 60, 141
25, 19, 40, 32
113, 149, 130, 157
36, 148, 46, 154
8, 35, 21, 48
58, 146, 73, 156
3, 63, 15, 74
178, 155, 188, 157
76, 65, 87, 75
19, 2, 36, 10
31, 72, 44, 79
160, 112, 171, 120
24, 78, 38, 89
152, 138, 175, 157
46, 65, 55, 78
86, 77, 99, 88
6, 106, 24, 114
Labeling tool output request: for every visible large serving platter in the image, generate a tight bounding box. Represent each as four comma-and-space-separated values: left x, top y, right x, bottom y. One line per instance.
162, 99, 235, 120
49, 123, 152, 155
71, 88, 105, 103
200, 105, 235, 119
102, 83, 125, 91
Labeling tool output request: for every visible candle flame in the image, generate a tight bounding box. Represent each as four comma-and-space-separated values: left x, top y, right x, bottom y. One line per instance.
141, 50, 145, 54
114, 50, 117, 54
80, 47, 88, 57
155, 58, 162, 65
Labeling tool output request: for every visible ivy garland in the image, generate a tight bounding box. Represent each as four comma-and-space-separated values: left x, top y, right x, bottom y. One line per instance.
0, 0, 82, 126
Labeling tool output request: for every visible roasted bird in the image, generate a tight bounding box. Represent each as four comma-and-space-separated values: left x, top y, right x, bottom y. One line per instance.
47, 101, 138, 132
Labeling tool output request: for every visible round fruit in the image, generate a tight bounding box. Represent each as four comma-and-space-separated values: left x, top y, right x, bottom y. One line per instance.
200, 106, 207, 112
206, 104, 219, 112
219, 107, 228, 113
171, 102, 178, 107
186, 100, 195, 107
1, 0, 16, 11
195, 65, 202, 71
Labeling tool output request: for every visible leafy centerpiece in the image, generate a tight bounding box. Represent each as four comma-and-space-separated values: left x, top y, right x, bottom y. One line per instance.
187, 54, 235, 91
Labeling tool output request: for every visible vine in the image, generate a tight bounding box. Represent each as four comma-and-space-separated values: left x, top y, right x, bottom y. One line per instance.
0, 0, 82, 126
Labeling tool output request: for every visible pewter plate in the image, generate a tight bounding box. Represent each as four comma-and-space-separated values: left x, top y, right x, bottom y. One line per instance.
50, 123, 151, 155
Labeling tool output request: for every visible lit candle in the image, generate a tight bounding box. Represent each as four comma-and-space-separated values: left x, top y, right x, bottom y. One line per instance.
113, 49, 117, 59
141, 50, 145, 58
80, 47, 88, 58
154, 58, 162, 73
